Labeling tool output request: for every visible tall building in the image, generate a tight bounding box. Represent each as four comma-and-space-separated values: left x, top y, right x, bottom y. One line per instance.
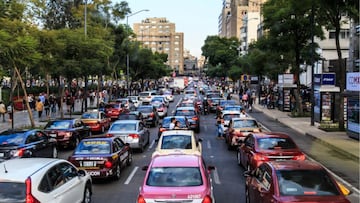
133, 17, 184, 74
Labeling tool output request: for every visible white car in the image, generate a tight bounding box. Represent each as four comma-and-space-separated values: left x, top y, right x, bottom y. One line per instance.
139, 91, 157, 104
0, 158, 92, 203
152, 130, 202, 157
127, 96, 142, 108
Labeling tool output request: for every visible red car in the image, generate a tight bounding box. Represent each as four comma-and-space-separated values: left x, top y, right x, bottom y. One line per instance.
237, 132, 306, 171
80, 110, 111, 133
105, 102, 125, 120
244, 160, 351, 203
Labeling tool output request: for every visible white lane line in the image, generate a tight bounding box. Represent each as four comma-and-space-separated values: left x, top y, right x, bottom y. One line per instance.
212, 169, 221, 185
204, 125, 208, 131
307, 156, 360, 195
124, 166, 139, 185
207, 140, 211, 149
148, 140, 156, 150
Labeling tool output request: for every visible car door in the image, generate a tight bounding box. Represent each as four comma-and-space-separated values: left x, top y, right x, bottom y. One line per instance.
25, 131, 51, 158
247, 165, 266, 203
114, 138, 129, 166
258, 166, 274, 203
243, 135, 255, 170
137, 122, 147, 145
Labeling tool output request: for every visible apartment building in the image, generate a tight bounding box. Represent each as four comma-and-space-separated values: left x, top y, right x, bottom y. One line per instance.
133, 17, 184, 74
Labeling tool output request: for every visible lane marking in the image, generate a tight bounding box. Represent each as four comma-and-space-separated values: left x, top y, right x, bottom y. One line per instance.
212, 169, 221, 184
124, 166, 139, 185
148, 140, 156, 150
207, 140, 211, 149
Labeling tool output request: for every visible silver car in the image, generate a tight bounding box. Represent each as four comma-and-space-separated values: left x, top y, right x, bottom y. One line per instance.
107, 120, 150, 152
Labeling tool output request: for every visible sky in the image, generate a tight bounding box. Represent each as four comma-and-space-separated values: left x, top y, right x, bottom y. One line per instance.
118, 0, 223, 58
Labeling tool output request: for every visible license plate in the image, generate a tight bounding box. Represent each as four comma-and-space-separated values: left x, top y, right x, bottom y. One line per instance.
88, 171, 100, 176
82, 161, 95, 167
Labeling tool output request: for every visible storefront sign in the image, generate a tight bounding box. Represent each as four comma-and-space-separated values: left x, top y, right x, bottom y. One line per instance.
314, 74, 322, 87
346, 72, 360, 92
321, 73, 336, 85
283, 74, 294, 84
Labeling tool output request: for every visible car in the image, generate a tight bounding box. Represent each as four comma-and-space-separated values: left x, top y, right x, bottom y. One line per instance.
184, 89, 197, 97
162, 90, 174, 102
208, 97, 222, 112
137, 105, 160, 127
244, 160, 351, 203
152, 130, 202, 157
107, 120, 150, 152
152, 101, 168, 118
80, 110, 111, 133
0, 158, 92, 203
0, 129, 58, 161
104, 102, 126, 120
224, 117, 262, 150
44, 118, 92, 149
222, 110, 241, 127
237, 132, 306, 171
157, 116, 191, 138
174, 106, 200, 133
127, 96, 142, 108
117, 111, 143, 121
139, 91, 157, 104
223, 105, 243, 113
151, 95, 169, 107
67, 136, 132, 180
137, 154, 215, 203
115, 98, 131, 109
217, 100, 237, 114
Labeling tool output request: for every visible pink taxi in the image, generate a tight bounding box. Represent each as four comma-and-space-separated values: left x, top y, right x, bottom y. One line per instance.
137, 154, 216, 203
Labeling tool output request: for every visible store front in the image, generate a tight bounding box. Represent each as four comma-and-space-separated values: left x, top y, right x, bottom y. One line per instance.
345, 72, 360, 140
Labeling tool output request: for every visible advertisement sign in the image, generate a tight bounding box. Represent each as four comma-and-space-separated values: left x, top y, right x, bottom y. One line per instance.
321, 73, 336, 85
314, 74, 322, 87
283, 74, 294, 84
346, 72, 360, 92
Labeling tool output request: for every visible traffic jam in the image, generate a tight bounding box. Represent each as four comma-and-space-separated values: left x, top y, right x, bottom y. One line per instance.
0, 77, 356, 203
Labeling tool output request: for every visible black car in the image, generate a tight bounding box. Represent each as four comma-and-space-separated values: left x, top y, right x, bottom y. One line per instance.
117, 111, 143, 121
0, 129, 57, 161
44, 118, 91, 149
157, 116, 191, 139
136, 105, 159, 127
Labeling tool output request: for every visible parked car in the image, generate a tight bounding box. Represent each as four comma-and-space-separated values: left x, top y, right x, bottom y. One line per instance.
244, 160, 351, 203
237, 132, 306, 171
0, 158, 92, 203
44, 118, 92, 149
153, 130, 202, 157
107, 120, 150, 152
224, 117, 262, 150
174, 106, 200, 133
157, 116, 191, 139
68, 136, 132, 180
80, 110, 111, 133
0, 129, 57, 161
137, 105, 159, 127
137, 154, 215, 203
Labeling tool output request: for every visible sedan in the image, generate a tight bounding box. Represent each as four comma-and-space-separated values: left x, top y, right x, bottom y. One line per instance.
80, 110, 111, 133
244, 160, 351, 203
137, 154, 215, 203
237, 132, 306, 171
137, 105, 159, 127
0, 158, 92, 203
104, 102, 126, 120
68, 136, 132, 180
0, 129, 57, 161
152, 101, 168, 118
152, 130, 202, 157
157, 116, 191, 139
44, 118, 92, 149
107, 120, 150, 152
174, 107, 200, 133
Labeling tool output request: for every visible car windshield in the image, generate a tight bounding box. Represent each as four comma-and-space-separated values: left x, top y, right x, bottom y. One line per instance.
223, 114, 240, 121
224, 106, 242, 111
161, 135, 192, 149
0, 132, 25, 145
220, 100, 236, 107
178, 103, 193, 108
110, 123, 136, 131
162, 118, 186, 128
81, 113, 99, 119
74, 140, 111, 154
233, 120, 258, 128
137, 107, 152, 113
175, 110, 195, 117
276, 169, 340, 196
45, 121, 72, 129
0, 182, 26, 202
146, 167, 203, 187
257, 137, 297, 150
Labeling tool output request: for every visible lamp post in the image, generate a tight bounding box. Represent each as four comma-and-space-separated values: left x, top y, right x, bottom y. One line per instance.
126, 9, 149, 96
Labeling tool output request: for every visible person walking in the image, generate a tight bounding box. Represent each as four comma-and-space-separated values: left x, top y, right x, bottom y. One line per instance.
35, 99, 44, 119
216, 112, 225, 139
44, 97, 50, 118
0, 101, 6, 122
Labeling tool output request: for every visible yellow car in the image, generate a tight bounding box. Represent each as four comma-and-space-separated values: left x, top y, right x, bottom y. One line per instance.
152, 130, 202, 157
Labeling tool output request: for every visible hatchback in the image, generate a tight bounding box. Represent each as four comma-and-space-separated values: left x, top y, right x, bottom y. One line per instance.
244, 160, 351, 203
0, 158, 92, 203
137, 154, 215, 203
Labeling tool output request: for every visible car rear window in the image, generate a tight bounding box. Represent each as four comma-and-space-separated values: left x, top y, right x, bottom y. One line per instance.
137, 107, 152, 113
81, 113, 99, 119
146, 167, 203, 187
162, 118, 186, 128
233, 120, 258, 128
0, 182, 26, 202
257, 137, 297, 150
75, 140, 111, 154
161, 135, 192, 149
277, 169, 340, 196
118, 114, 138, 120
139, 92, 150, 97
223, 114, 240, 121
224, 106, 242, 111
110, 123, 136, 131
175, 110, 195, 117
45, 121, 72, 129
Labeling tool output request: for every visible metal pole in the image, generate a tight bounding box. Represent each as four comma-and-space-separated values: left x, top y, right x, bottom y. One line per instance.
310, 2, 315, 126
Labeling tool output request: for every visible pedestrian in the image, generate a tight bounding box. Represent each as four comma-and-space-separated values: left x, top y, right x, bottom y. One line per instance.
7, 102, 13, 122
35, 99, 44, 119
0, 101, 6, 122
216, 112, 224, 139
44, 97, 50, 118
248, 96, 253, 112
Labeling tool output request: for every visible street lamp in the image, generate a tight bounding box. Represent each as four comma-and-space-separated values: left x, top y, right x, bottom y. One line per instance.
126, 9, 149, 96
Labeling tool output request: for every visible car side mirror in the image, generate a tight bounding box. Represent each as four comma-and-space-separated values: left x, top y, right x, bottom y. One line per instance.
78, 169, 87, 177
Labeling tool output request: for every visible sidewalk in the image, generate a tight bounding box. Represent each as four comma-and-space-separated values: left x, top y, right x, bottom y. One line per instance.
232, 94, 359, 162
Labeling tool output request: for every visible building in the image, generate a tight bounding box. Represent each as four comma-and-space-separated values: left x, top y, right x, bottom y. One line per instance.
133, 17, 184, 74
239, 12, 261, 55
183, 50, 199, 76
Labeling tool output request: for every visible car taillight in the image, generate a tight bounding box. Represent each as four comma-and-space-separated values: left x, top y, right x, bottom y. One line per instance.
106, 134, 114, 137
253, 153, 269, 161
202, 195, 212, 203
137, 195, 146, 203
129, 134, 140, 139
160, 128, 166, 132
149, 112, 154, 117
11, 148, 25, 157
192, 117, 198, 121
25, 178, 40, 203
147, 96, 151, 98
293, 154, 306, 160
104, 159, 113, 168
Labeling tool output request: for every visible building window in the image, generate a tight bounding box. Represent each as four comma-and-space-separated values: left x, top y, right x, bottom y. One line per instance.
174, 41, 179, 45
329, 29, 350, 39
175, 48, 179, 51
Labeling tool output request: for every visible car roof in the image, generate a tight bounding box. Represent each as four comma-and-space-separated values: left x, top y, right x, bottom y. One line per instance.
161, 130, 194, 136
222, 110, 240, 115
175, 107, 195, 111
267, 160, 324, 171
112, 120, 140, 124
231, 117, 257, 121
0, 158, 64, 182
151, 154, 201, 168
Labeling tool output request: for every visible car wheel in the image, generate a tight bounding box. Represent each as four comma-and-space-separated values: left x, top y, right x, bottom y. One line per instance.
126, 152, 133, 166
82, 184, 92, 203
52, 147, 58, 158
245, 187, 250, 203
114, 164, 121, 180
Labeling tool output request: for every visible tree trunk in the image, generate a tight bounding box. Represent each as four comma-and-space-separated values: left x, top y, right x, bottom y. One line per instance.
14, 66, 35, 127
334, 23, 345, 130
